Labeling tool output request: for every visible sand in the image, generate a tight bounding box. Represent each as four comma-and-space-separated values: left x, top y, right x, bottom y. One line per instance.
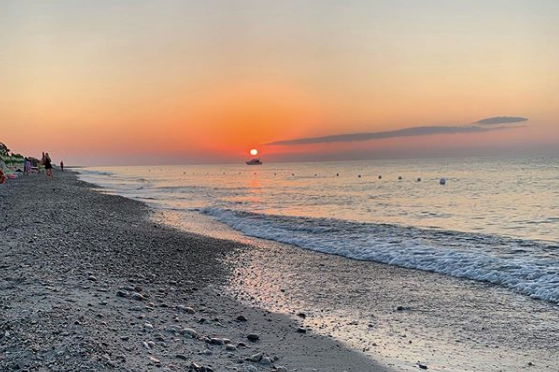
0, 171, 393, 372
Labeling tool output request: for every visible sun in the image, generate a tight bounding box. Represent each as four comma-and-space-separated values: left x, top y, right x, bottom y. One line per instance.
250, 149, 258, 156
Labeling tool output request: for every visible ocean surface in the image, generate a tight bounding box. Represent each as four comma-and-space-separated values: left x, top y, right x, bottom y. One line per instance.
78, 157, 559, 304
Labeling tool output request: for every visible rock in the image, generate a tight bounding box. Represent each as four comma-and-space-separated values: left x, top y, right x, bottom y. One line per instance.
396, 306, 405, 311
418, 362, 428, 370
176, 354, 188, 361
296, 327, 307, 334
165, 325, 182, 334
247, 353, 263, 362
87, 275, 97, 281
246, 333, 260, 342
209, 337, 224, 345
190, 362, 204, 371
296, 312, 306, 319
202, 349, 213, 355
131, 292, 146, 301
117, 290, 130, 298
243, 366, 258, 372
177, 305, 196, 314
149, 356, 161, 365
276, 366, 288, 372
225, 344, 236, 351
181, 328, 198, 338
261, 356, 273, 365
236, 315, 247, 322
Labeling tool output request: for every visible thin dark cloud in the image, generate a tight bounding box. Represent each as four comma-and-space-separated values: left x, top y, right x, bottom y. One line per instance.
266, 116, 527, 146
474, 116, 528, 125
266, 125, 499, 146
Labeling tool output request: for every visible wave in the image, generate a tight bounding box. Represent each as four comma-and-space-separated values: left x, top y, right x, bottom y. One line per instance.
81, 169, 114, 177
203, 208, 559, 304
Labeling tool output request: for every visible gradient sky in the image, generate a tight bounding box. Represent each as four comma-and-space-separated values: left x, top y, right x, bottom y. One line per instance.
1, 0, 558, 165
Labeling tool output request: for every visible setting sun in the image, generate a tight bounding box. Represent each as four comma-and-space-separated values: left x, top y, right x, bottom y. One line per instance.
250, 149, 258, 156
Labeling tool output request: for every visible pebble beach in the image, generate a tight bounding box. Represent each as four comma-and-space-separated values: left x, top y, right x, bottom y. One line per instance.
0, 171, 393, 372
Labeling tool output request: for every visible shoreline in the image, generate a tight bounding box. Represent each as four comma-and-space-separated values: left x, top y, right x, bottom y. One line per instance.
151, 210, 559, 372
0, 171, 393, 371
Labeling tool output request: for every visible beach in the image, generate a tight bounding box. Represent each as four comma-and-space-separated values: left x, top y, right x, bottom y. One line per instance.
77, 160, 559, 372
0, 171, 393, 372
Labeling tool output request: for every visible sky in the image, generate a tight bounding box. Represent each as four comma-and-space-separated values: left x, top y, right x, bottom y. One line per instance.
1, 0, 558, 165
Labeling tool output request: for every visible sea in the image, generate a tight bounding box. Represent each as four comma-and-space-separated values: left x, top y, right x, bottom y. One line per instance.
78, 156, 559, 305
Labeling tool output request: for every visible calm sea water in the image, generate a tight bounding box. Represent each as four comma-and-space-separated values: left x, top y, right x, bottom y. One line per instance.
79, 157, 559, 303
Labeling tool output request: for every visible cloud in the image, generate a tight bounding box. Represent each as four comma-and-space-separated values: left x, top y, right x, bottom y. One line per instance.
266, 116, 527, 146
474, 116, 528, 125
266, 125, 500, 146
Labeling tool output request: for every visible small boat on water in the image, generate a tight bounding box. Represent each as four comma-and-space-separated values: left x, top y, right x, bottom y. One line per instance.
246, 158, 262, 165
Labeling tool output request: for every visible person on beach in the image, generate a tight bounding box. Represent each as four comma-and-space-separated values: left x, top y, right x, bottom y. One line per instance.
44, 153, 53, 179
24, 158, 32, 175
60, 161, 64, 172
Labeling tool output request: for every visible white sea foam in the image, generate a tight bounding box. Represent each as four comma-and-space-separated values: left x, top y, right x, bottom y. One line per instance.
203, 208, 559, 304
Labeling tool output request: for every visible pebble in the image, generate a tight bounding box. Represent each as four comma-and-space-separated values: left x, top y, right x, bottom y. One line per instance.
296, 327, 307, 334
236, 315, 248, 322
209, 337, 224, 345
225, 344, 237, 351
247, 353, 263, 362
246, 333, 260, 342
131, 292, 146, 301
149, 356, 161, 365
177, 305, 196, 314
181, 328, 199, 338
116, 290, 130, 298
276, 367, 288, 372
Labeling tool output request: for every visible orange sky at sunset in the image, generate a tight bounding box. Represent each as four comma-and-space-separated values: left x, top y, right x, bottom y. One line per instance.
1, 1, 558, 165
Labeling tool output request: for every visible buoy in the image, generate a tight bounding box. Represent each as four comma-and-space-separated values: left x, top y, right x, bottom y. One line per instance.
398, 176, 402, 180
358, 174, 361, 178
378, 175, 382, 179
417, 177, 421, 182
336, 173, 339, 177
440, 178, 446, 185
292, 173, 295, 176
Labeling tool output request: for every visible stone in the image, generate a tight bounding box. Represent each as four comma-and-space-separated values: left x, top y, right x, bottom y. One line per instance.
247, 353, 263, 362
276, 366, 288, 372
177, 305, 196, 314
116, 290, 130, 298
296, 327, 307, 334
261, 356, 273, 365
165, 325, 182, 334
246, 333, 259, 342
131, 292, 146, 301
176, 354, 188, 360
181, 328, 198, 338
236, 315, 247, 322
209, 337, 224, 345
225, 344, 236, 351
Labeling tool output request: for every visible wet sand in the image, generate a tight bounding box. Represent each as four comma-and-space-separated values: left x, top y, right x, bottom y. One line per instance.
157, 210, 559, 372
0, 172, 393, 372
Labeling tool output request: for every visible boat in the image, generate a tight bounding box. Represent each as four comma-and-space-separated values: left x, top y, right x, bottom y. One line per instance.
246, 158, 262, 165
